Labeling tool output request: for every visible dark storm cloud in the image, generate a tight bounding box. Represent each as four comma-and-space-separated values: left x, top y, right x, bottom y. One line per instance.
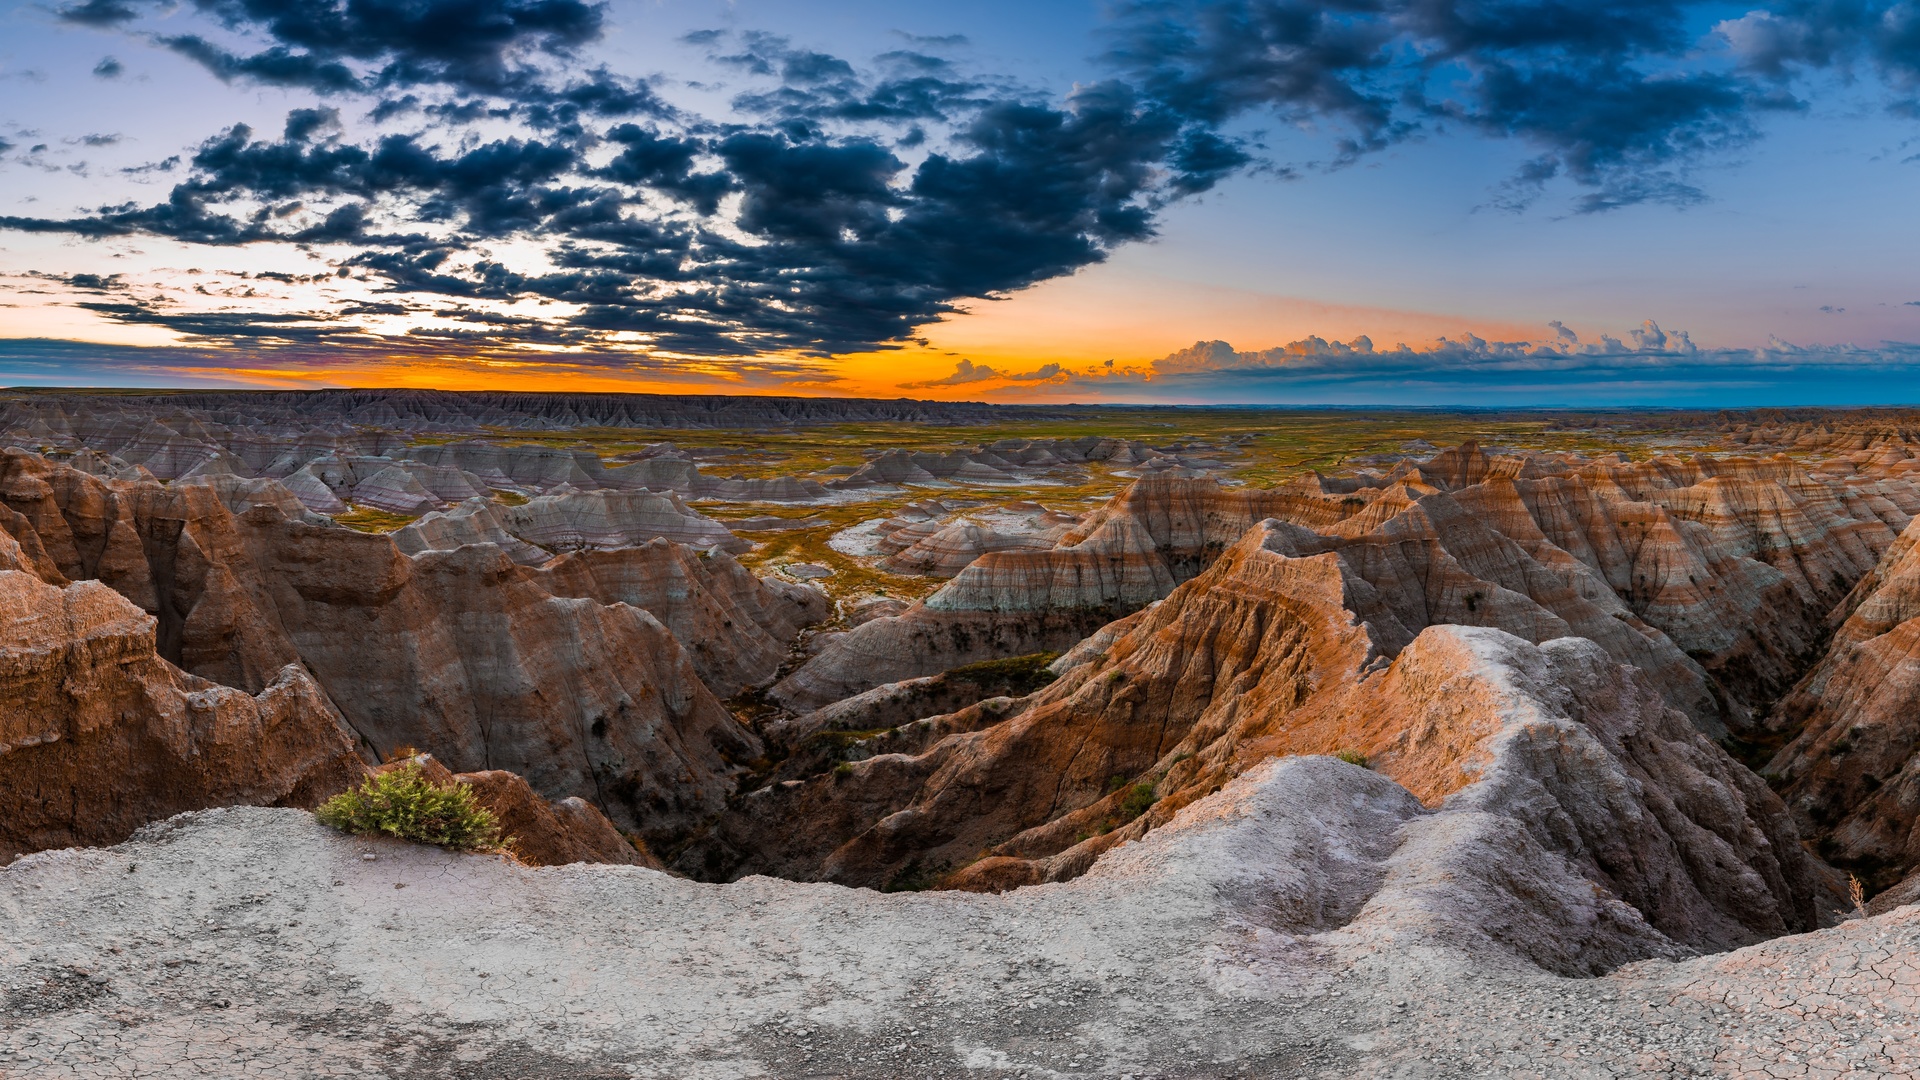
56, 0, 142, 27
8, 7, 1231, 361
714, 33, 997, 125
1105, 0, 1813, 209
592, 124, 731, 213
65, 0, 607, 95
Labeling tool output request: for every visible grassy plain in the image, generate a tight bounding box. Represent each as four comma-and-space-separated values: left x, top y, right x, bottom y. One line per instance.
469, 407, 1724, 485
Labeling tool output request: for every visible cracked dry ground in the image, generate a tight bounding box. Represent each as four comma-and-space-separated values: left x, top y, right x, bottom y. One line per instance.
5, 806, 1919, 1080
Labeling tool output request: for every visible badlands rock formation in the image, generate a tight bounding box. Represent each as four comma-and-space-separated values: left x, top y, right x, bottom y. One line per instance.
826, 438, 1231, 490
0, 523, 363, 863
0, 447, 825, 855
698, 533, 1828, 965
0, 388, 1070, 438
0, 502, 692, 872
776, 444, 1920, 722
1767, 512, 1920, 894
17, 397, 1920, 1078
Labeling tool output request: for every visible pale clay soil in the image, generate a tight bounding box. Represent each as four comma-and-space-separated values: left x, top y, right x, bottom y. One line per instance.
6, 765, 1920, 1080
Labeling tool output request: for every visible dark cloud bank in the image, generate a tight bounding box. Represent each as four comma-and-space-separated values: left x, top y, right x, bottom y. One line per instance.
9, 0, 1920, 392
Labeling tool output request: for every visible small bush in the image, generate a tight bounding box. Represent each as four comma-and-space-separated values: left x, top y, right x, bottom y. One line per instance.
1335, 749, 1369, 768
316, 764, 504, 852
1117, 781, 1157, 822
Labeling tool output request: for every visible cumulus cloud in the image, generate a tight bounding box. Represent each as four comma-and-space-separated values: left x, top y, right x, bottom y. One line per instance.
1022, 321, 1920, 405
1105, 0, 1814, 210
896, 358, 1065, 388
1146, 321, 1723, 379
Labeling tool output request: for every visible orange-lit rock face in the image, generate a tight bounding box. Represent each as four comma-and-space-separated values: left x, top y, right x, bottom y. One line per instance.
0, 554, 363, 863
0, 450, 818, 847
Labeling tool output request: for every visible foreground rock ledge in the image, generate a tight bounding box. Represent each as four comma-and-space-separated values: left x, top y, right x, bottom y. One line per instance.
6, 803, 1919, 1079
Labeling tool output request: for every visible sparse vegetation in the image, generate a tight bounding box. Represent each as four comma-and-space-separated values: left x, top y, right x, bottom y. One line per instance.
316, 764, 505, 852
1117, 780, 1157, 822
944, 652, 1061, 695
1335, 749, 1370, 768
331, 505, 421, 533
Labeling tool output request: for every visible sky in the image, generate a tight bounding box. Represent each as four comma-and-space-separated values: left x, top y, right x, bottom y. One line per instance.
3, 0, 1920, 405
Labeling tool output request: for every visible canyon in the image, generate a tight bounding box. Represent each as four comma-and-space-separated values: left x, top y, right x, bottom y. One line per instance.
7, 392, 1920, 1076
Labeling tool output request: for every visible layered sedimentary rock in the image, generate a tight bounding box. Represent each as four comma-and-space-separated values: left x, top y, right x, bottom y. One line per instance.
500, 489, 749, 554
766, 653, 1061, 752
876, 502, 1081, 578
0, 449, 806, 843
0, 398, 850, 514
391, 498, 550, 564
690, 524, 1827, 965
0, 541, 363, 863
769, 475, 1337, 708
1430, 445, 1916, 723
777, 443, 1920, 723
534, 540, 829, 698
1766, 514, 1920, 892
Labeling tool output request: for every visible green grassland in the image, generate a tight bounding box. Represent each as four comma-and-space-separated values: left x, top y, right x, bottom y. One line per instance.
455, 408, 1728, 487
332, 505, 422, 533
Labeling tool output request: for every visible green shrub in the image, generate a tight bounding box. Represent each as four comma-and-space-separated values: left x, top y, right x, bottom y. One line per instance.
316, 764, 504, 852
1117, 780, 1157, 822
1334, 749, 1369, 768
